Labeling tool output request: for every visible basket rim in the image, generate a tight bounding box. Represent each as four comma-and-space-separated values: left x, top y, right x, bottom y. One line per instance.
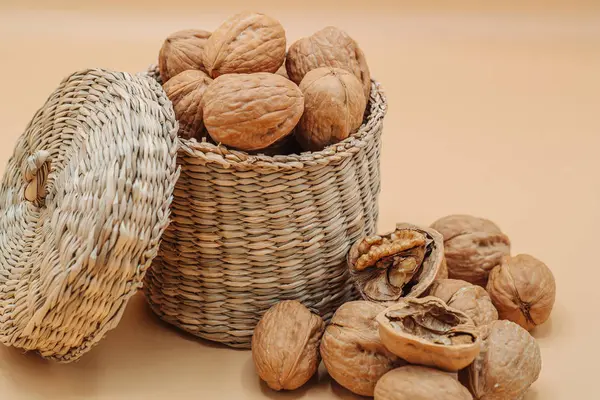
177, 79, 386, 171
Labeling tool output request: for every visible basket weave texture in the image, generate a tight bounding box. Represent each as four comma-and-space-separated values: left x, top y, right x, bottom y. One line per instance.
0, 68, 179, 362
143, 65, 387, 348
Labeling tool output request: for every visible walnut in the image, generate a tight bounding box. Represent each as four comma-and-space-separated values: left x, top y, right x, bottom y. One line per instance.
374, 366, 473, 400
376, 296, 480, 372
430, 214, 511, 287
275, 62, 289, 79
320, 301, 404, 397
158, 29, 211, 83
162, 70, 212, 140
487, 254, 556, 331
459, 320, 541, 400
286, 26, 371, 100
202, 73, 304, 151
428, 279, 498, 326
251, 300, 325, 391
347, 223, 444, 304
202, 11, 286, 78
295, 67, 366, 152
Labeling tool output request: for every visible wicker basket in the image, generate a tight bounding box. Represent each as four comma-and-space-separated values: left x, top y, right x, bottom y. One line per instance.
143, 65, 387, 348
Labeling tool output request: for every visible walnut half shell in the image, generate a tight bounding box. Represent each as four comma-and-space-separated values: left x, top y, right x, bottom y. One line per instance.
347, 223, 444, 304
376, 296, 480, 372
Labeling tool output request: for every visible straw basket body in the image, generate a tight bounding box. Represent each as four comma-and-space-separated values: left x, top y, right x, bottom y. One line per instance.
143, 65, 387, 348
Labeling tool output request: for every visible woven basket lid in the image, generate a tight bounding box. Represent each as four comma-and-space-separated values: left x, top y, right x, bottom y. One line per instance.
0, 68, 179, 362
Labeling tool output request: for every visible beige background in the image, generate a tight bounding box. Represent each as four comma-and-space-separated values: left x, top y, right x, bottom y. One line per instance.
0, 1, 599, 399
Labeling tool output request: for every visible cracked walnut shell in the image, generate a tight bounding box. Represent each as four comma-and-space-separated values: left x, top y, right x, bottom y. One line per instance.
320, 301, 404, 397
459, 320, 541, 400
428, 279, 498, 326
286, 26, 371, 100
251, 300, 325, 391
374, 366, 473, 400
430, 214, 511, 287
162, 70, 212, 140
158, 29, 211, 83
295, 67, 366, 151
202, 11, 286, 78
202, 73, 304, 151
376, 296, 480, 372
347, 223, 444, 304
487, 254, 556, 331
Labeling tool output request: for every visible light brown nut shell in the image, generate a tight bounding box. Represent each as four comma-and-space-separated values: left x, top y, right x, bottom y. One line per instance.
251, 300, 325, 391
202, 73, 304, 151
202, 11, 286, 78
162, 70, 213, 140
295, 67, 366, 152
487, 254, 556, 331
429, 279, 499, 327
376, 296, 480, 372
158, 29, 211, 83
430, 214, 511, 287
347, 223, 444, 305
275, 62, 289, 79
286, 26, 371, 101
320, 301, 404, 397
459, 320, 542, 400
374, 365, 473, 400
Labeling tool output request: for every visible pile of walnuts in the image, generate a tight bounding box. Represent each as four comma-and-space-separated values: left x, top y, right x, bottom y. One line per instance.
158, 11, 371, 154
251, 214, 556, 399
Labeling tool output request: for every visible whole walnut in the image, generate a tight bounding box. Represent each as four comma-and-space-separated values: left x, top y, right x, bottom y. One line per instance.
487, 254, 556, 331
162, 70, 212, 140
286, 26, 371, 100
251, 300, 325, 391
158, 29, 211, 83
347, 223, 444, 305
295, 67, 366, 151
430, 214, 511, 287
320, 301, 404, 397
459, 320, 541, 400
275, 61, 289, 79
376, 297, 481, 372
428, 279, 498, 326
202, 11, 286, 78
202, 73, 304, 151
375, 366, 473, 400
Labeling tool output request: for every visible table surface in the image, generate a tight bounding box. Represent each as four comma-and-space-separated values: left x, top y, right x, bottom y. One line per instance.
0, 1, 599, 399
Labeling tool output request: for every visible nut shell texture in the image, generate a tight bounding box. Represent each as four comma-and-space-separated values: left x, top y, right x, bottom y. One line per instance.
202, 73, 304, 151
487, 254, 556, 331
286, 26, 371, 100
374, 366, 473, 400
430, 215, 511, 287
202, 11, 286, 78
320, 301, 404, 396
429, 279, 498, 327
296, 67, 366, 151
347, 223, 444, 304
251, 300, 325, 391
376, 297, 480, 372
163, 70, 212, 140
459, 320, 541, 400
158, 29, 211, 83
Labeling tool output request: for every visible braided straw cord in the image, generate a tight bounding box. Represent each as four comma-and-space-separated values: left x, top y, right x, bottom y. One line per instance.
0, 68, 179, 362
144, 65, 387, 348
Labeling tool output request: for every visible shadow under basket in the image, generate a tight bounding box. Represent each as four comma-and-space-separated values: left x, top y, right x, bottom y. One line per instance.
143, 65, 387, 348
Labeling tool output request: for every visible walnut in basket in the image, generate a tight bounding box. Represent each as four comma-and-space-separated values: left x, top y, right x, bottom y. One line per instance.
295, 67, 366, 152
162, 70, 212, 140
158, 29, 211, 83
202, 11, 286, 78
202, 72, 304, 151
286, 26, 371, 100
